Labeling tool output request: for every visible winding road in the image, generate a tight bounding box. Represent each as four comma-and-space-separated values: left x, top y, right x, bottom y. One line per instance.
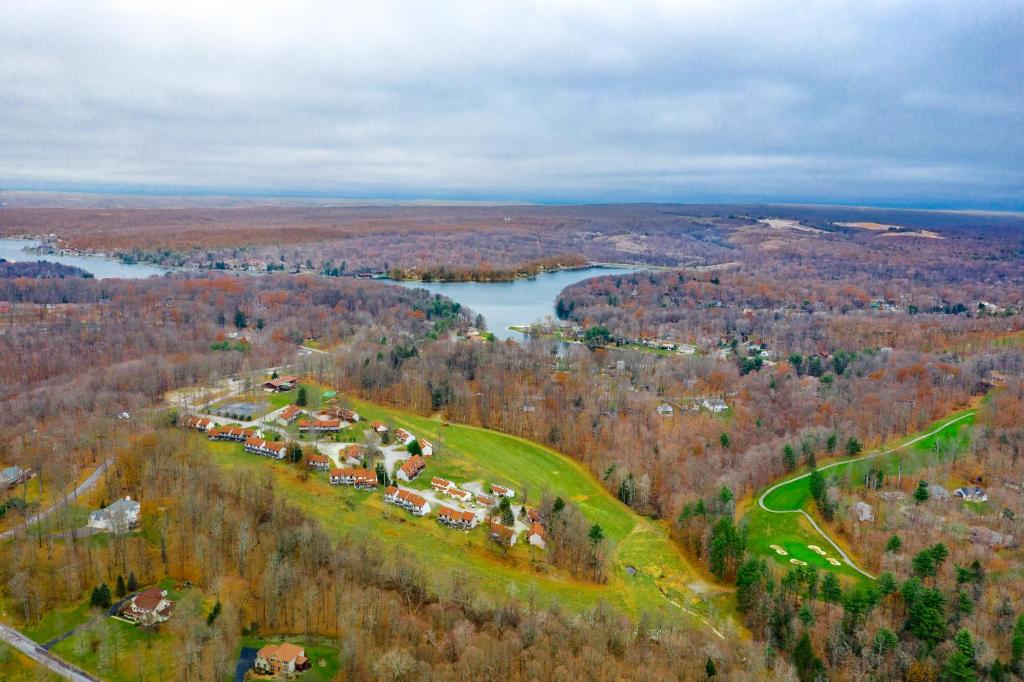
756, 411, 976, 580
0, 459, 112, 542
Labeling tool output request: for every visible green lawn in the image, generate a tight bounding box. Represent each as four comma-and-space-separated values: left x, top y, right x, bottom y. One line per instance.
743, 410, 976, 584
203, 396, 730, 629
21, 597, 93, 644
239, 636, 340, 682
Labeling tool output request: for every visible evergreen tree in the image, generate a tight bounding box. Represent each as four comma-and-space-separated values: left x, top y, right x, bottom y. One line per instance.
821, 573, 842, 604
499, 498, 515, 526
1011, 615, 1024, 671
127, 572, 138, 592
782, 444, 797, 472
735, 558, 766, 613
705, 657, 717, 678
296, 386, 308, 407
885, 535, 902, 552
407, 439, 422, 456
872, 628, 898, 656
233, 309, 248, 329
719, 432, 731, 449
845, 437, 863, 456
792, 632, 824, 682
207, 600, 222, 626
913, 480, 930, 504
826, 433, 837, 453
588, 523, 605, 546
943, 629, 976, 681
115, 575, 126, 598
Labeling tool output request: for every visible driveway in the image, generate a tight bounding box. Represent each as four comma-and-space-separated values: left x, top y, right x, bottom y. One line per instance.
0, 459, 112, 542
0, 623, 101, 681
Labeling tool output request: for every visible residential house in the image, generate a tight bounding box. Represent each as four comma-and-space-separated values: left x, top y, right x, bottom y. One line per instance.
490, 484, 515, 499
397, 455, 426, 482
244, 437, 289, 460
447, 487, 474, 504
372, 422, 389, 435
383, 486, 431, 516
88, 497, 141, 532
277, 405, 303, 426
431, 477, 455, 493
528, 523, 546, 548
320, 406, 360, 422
852, 501, 874, 522
207, 426, 255, 442
702, 398, 729, 413
1, 465, 26, 489
254, 643, 310, 676
420, 439, 433, 457
656, 403, 674, 416
306, 453, 330, 471
476, 494, 497, 509
342, 444, 365, 466
263, 375, 299, 392
183, 416, 214, 431
438, 506, 478, 529
394, 428, 416, 446
121, 587, 174, 624
329, 467, 377, 489
489, 522, 517, 546
955, 487, 988, 502
297, 418, 342, 433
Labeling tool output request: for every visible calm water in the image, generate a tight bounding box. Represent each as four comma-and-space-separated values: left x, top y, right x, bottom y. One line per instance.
390, 266, 639, 340
0, 239, 172, 279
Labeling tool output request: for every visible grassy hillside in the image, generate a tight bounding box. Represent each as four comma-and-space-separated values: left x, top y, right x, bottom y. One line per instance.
742, 410, 976, 583
204, 394, 732, 632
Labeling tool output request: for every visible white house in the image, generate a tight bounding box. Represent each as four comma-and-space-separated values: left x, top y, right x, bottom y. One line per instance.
656, 403, 674, 416
88, 497, 141, 533
491, 484, 515, 498
702, 398, 728, 413
528, 523, 546, 548
121, 587, 174, 624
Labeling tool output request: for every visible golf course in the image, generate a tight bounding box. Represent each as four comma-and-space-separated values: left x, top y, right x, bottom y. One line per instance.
744, 409, 977, 583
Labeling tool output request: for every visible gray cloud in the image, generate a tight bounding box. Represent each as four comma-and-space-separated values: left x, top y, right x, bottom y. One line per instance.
1, 0, 1022, 208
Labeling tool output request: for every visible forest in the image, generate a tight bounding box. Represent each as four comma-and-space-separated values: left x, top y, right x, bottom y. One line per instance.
0, 203, 1022, 680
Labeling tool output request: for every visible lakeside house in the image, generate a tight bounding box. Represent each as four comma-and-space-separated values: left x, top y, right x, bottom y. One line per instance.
297, 418, 342, 433
244, 437, 289, 460
88, 497, 141, 532
489, 521, 517, 546
490, 484, 515, 498
329, 467, 378, 489
438, 506, 478, 529
397, 455, 426, 482
207, 426, 255, 442
254, 643, 310, 676
277, 405, 303, 425
121, 587, 174, 624
306, 453, 330, 471
384, 486, 431, 516
263, 375, 299, 392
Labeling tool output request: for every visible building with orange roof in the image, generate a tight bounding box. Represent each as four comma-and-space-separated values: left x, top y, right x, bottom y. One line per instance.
254, 642, 309, 675
397, 455, 426, 482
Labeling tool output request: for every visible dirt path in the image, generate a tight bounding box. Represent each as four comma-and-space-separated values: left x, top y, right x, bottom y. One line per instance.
757, 411, 976, 580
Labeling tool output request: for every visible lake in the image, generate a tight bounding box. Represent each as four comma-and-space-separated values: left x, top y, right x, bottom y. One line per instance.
390, 266, 640, 339
0, 238, 172, 279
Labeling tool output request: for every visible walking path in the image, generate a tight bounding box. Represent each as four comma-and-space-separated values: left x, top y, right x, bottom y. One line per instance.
0, 459, 112, 542
0, 623, 101, 681
757, 411, 976, 580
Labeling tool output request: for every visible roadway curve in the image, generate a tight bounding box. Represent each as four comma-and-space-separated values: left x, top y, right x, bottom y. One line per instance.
0, 623, 101, 681
756, 411, 976, 581
0, 459, 112, 542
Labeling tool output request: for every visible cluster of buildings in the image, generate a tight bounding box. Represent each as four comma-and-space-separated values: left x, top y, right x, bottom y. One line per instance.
384, 486, 431, 516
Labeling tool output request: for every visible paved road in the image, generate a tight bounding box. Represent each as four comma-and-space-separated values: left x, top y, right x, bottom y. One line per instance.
757, 411, 976, 580
0, 459, 112, 542
0, 623, 101, 681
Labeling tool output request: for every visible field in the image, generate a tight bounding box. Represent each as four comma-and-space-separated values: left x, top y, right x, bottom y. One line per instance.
204, 394, 732, 634
742, 410, 976, 584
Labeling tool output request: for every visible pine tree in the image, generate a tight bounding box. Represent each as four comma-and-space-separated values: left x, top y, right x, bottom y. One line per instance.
207, 600, 222, 626
115, 575, 127, 598
719, 433, 730, 449
885, 535, 902, 552
782, 444, 797, 472
127, 572, 138, 592
705, 657, 717, 678
296, 386, 308, 407
943, 629, 976, 681
913, 480, 930, 504
821, 573, 842, 603
845, 437, 863, 456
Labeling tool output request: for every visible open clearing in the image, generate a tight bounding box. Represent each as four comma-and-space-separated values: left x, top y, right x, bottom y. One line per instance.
743, 410, 976, 583
203, 394, 732, 633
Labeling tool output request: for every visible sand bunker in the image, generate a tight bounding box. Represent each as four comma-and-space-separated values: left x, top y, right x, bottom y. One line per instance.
808, 545, 827, 556
827, 558, 842, 566
770, 544, 789, 556
789, 559, 808, 566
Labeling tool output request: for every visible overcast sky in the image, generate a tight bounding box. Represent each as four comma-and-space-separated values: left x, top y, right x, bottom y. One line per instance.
1, 0, 1021, 208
